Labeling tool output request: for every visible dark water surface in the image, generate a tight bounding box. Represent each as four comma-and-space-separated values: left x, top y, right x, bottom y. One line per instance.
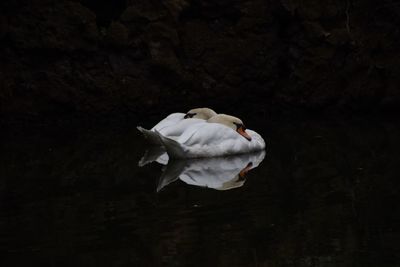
1, 119, 399, 266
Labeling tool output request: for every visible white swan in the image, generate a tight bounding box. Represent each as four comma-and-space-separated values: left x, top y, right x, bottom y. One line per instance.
157, 114, 266, 158
137, 108, 217, 144
157, 150, 266, 191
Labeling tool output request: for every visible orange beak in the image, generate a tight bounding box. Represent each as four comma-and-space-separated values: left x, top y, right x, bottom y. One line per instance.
237, 126, 252, 141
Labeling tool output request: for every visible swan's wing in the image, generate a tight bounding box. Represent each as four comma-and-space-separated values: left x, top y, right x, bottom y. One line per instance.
158, 118, 204, 137
178, 123, 257, 156
179, 123, 242, 145
151, 113, 185, 131
173, 122, 233, 145
159, 122, 266, 158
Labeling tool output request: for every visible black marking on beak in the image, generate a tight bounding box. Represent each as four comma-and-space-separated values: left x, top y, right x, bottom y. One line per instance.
184, 113, 196, 119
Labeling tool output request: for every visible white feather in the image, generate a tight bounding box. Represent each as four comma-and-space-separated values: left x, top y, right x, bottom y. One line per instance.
158, 121, 266, 158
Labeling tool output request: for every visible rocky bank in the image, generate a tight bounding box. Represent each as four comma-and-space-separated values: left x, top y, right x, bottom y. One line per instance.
1, 0, 399, 121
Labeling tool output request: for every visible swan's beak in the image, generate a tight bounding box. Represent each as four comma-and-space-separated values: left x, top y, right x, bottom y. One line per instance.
237, 126, 252, 141
239, 162, 253, 179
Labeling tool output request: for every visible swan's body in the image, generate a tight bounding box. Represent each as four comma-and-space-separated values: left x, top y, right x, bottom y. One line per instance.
157, 114, 265, 158
137, 108, 216, 145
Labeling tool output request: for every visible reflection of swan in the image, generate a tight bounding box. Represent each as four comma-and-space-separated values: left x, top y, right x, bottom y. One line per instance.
157, 114, 265, 158
137, 108, 217, 145
138, 146, 169, 167
157, 150, 266, 191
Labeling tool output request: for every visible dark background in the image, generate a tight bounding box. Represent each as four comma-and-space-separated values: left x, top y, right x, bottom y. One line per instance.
1, 2, 400, 265
1, 120, 399, 266
1, 0, 399, 123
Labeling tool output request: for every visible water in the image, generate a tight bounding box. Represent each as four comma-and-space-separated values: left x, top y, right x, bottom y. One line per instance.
1, 119, 399, 266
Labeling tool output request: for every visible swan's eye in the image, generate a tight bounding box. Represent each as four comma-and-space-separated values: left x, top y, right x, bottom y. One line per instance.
184, 113, 196, 119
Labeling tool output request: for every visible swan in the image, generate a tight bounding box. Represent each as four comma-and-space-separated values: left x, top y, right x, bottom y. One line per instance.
137, 107, 217, 144
157, 150, 265, 191
157, 114, 266, 158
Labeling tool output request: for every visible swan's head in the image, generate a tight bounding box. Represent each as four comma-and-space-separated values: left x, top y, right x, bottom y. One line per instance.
184, 108, 217, 120
207, 114, 252, 141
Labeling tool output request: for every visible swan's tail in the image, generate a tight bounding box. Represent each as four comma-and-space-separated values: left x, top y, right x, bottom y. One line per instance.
156, 130, 186, 159
137, 126, 162, 145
